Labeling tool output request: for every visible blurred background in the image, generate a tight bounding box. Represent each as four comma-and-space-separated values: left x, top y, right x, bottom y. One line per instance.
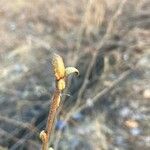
0, 0, 150, 149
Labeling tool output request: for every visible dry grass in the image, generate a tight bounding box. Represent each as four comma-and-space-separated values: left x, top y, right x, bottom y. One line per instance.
82, 0, 106, 35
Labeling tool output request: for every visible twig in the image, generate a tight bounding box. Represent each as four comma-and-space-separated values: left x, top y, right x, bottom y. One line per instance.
0, 115, 38, 133
40, 53, 79, 150
0, 128, 40, 149
10, 117, 46, 150
76, 69, 132, 112
68, 69, 132, 121
41, 90, 61, 150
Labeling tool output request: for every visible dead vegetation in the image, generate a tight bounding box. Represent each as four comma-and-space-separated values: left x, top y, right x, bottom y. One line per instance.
0, 0, 150, 149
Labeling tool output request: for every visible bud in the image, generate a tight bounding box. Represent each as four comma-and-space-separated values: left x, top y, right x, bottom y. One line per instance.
65, 67, 79, 77
39, 130, 47, 143
52, 53, 65, 80
57, 79, 66, 91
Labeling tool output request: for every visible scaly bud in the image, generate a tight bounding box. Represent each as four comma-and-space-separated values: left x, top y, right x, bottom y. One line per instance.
57, 79, 66, 91
65, 67, 79, 77
52, 53, 65, 80
39, 130, 48, 143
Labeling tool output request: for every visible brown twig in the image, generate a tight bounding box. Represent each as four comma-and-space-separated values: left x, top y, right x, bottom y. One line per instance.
41, 89, 61, 150
45, 90, 61, 139
40, 53, 79, 150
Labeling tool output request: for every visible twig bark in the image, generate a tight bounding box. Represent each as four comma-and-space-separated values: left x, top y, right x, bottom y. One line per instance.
40, 53, 79, 150
41, 89, 61, 150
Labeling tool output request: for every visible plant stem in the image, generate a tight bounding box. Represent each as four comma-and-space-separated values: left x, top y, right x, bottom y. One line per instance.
40, 53, 78, 149
41, 89, 61, 150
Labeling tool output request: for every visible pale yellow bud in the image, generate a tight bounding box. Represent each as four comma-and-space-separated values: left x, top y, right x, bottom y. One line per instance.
57, 79, 66, 91
39, 130, 47, 143
52, 53, 65, 80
